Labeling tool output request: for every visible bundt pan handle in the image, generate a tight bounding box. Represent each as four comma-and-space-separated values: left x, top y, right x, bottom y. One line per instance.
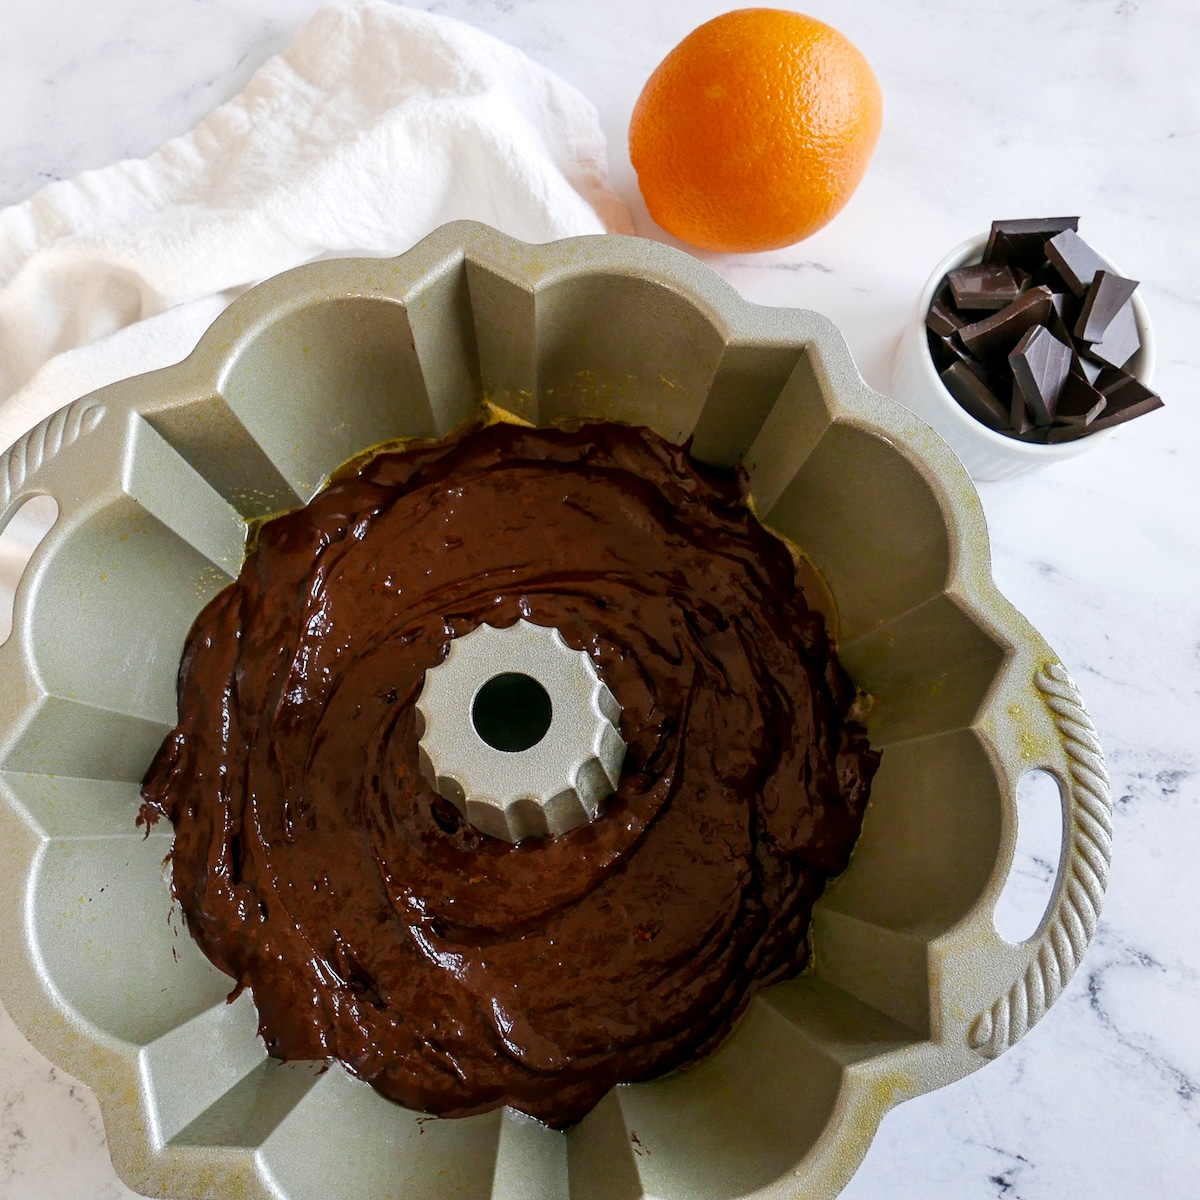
965, 640, 1113, 1059
0, 398, 113, 641
0, 398, 107, 533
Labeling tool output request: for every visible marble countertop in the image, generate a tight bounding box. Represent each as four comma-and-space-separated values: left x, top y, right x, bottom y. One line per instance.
1, 1, 1197, 1197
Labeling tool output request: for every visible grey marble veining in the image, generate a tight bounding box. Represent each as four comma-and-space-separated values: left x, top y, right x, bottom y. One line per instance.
1, 1, 1198, 1197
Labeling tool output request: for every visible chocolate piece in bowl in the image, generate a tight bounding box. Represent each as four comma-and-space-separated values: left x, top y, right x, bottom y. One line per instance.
1009, 395, 1037, 437
984, 216, 1078, 270
1045, 228, 1113, 296
1088, 391, 1163, 431
1095, 367, 1165, 423
940, 360, 1010, 430
958, 286, 1055, 358
947, 263, 1021, 311
1030, 260, 1069, 294
926, 297, 965, 338
928, 328, 984, 377
1008, 324, 1072, 426
1081, 296, 1141, 369
1075, 269, 1140, 342
1045, 371, 1163, 440
1046, 291, 1083, 347
1054, 370, 1108, 427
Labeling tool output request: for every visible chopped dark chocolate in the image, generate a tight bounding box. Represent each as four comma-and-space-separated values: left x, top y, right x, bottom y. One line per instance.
958, 286, 1055, 358
941, 361, 1010, 431
1042, 422, 1091, 444
1073, 353, 1105, 385
1045, 368, 1161, 439
1075, 270, 1140, 342
985, 217, 1079, 270
1008, 325, 1073, 426
944, 335, 986, 372
947, 264, 1022, 311
1096, 368, 1161, 413
1047, 291, 1082, 348
1082, 299, 1140, 369
1017, 424, 1057, 444
1009, 389, 1036, 435
1069, 385, 1162, 434
1031, 259, 1073, 294
928, 330, 981, 375
1041, 384, 1161, 441
924, 220, 1160, 446
1044, 229, 1113, 297
926, 299, 965, 338
1055, 371, 1108, 426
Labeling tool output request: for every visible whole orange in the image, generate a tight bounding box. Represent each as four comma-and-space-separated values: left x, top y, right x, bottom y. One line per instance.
629, 9, 883, 253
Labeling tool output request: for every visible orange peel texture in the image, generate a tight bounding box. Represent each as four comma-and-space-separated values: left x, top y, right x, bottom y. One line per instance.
630, 8, 883, 253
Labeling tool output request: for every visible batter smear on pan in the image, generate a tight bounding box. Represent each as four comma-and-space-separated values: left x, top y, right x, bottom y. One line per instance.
140, 419, 879, 1127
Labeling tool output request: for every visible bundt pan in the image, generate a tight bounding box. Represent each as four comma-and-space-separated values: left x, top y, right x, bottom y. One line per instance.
0, 222, 1112, 1200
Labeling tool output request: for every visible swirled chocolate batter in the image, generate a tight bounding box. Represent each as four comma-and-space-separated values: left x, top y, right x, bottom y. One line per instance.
140, 419, 879, 1127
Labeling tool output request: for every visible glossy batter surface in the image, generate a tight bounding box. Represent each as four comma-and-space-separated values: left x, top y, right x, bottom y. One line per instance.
140, 420, 879, 1126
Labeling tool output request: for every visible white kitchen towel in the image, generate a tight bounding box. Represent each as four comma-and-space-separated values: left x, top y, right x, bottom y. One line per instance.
0, 0, 633, 454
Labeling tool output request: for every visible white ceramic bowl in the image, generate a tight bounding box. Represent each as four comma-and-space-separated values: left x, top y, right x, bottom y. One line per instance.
890, 233, 1156, 482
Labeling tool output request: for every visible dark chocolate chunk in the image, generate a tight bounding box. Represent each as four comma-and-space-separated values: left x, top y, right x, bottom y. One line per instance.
985, 217, 1079, 270
926, 299, 965, 338
941, 361, 1010, 431
945, 335, 987, 373
1047, 291, 1082, 347
1054, 371, 1108, 426
1080, 388, 1163, 433
1008, 324, 1072, 425
958, 286, 1055, 358
1096, 368, 1161, 412
929, 330, 991, 382
927, 330, 971, 374
1081, 299, 1140, 369
1073, 353, 1104, 384
1044, 229, 1113, 297
1018, 424, 1058, 444
1043, 422, 1092, 444
1031, 259, 1073, 294
1075, 270, 1140, 342
1047, 367, 1161, 437
934, 280, 958, 309
923, 219, 1161, 443
947, 264, 1022, 311
1051, 384, 1161, 441
1009, 388, 1035, 434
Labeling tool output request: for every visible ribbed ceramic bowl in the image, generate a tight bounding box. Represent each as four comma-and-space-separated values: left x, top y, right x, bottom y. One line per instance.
0, 222, 1112, 1200
891, 233, 1155, 482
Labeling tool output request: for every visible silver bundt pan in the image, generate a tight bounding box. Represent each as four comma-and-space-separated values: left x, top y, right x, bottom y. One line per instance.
0, 222, 1112, 1200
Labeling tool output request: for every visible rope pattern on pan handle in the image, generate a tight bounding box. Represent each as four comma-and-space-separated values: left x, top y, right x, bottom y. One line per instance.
968, 661, 1113, 1058
1, 400, 105, 516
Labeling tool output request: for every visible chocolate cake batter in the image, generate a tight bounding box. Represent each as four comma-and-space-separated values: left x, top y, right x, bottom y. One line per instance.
140, 419, 879, 1127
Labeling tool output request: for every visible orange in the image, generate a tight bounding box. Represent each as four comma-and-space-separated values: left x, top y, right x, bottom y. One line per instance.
629, 9, 883, 254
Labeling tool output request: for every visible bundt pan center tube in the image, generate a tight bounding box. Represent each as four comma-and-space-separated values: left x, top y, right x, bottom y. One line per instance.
0, 222, 1112, 1200
415, 617, 627, 844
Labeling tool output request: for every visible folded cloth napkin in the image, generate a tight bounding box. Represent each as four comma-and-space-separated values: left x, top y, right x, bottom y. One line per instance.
0, 0, 633, 455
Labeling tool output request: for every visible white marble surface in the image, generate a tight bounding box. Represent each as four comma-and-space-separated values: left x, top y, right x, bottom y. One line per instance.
1, 1, 1198, 1197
